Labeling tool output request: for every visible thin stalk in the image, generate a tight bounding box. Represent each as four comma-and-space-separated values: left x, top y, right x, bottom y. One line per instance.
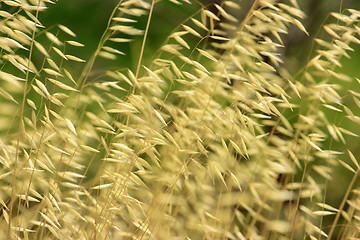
134, 0, 156, 81
327, 168, 359, 240
78, 0, 124, 87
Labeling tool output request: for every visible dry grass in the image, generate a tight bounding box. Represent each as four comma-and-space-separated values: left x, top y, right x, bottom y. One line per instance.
0, 0, 360, 239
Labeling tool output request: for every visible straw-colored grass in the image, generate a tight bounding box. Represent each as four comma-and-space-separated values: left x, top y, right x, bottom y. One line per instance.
0, 0, 359, 239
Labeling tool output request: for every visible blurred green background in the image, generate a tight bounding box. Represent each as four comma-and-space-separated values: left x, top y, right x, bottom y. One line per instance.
40, 0, 360, 70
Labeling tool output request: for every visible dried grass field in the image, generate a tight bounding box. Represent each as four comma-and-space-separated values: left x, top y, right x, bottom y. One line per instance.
0, 0, 360, 239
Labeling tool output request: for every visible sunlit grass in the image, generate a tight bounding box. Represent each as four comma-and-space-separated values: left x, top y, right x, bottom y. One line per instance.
0, 0, 359, 239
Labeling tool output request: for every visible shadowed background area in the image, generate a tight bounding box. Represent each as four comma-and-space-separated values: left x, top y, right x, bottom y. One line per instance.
40, 0, 360, 71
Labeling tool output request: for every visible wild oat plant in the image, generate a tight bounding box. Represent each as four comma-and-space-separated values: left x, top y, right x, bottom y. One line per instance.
0, 0, 360, 239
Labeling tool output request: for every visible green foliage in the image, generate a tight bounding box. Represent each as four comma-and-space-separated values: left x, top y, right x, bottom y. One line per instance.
0, 0, 360, 239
